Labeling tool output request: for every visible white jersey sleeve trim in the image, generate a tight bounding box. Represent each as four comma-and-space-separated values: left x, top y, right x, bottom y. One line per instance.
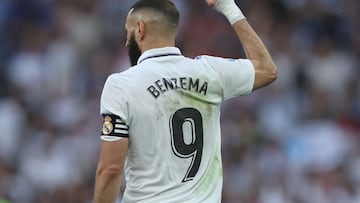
101, 136, 127, 142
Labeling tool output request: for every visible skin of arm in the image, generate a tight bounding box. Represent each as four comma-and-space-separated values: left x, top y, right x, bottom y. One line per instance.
205, 0, 277, 90
232, 19, 278, 90
94, 138, 129, 203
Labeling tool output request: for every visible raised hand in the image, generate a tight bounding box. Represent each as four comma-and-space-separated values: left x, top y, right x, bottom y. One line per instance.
205, 0, 217, 7
205, 0, 245, 25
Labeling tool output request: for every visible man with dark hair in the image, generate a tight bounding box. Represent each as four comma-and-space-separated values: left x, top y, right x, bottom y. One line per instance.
126, 0, 179, 66
94, 0, 277, 202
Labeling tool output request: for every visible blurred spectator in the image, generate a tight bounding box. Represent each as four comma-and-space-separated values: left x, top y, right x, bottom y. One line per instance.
0, 0, 359, 202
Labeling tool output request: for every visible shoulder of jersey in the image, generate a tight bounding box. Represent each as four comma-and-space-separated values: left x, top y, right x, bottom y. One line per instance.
108, 67, 138, 80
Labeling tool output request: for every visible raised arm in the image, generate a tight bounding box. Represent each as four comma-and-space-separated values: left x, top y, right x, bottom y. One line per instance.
206, 0, 277, 90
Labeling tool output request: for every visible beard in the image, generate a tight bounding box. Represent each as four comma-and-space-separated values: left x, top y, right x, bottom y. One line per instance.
128, 32, 142, 66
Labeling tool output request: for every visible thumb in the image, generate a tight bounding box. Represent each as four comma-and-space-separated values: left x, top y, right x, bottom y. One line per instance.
205, 0, 217, 7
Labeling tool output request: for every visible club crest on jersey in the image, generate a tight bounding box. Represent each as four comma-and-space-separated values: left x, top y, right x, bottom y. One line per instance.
102, 115, 113, 135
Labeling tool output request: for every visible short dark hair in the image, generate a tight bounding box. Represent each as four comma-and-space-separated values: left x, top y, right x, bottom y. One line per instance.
131, 0, 179, 29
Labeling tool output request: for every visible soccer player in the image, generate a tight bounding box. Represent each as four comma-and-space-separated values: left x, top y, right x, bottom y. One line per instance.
94, 0, 277, 202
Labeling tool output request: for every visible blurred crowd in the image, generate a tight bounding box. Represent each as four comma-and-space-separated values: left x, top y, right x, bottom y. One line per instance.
0, 0, 359, 202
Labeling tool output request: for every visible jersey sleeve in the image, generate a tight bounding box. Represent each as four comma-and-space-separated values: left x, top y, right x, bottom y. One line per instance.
198, 55, 255, 100
100, 74, 130, 141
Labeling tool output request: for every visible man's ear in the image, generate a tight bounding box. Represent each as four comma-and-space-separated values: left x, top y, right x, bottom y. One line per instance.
136, 21, 146, 41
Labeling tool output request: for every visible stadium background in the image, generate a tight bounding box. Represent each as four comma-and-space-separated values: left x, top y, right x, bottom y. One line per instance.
0, 0, 359, 202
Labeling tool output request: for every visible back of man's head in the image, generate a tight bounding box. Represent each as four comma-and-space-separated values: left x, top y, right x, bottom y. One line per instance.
130, 0, 179, 33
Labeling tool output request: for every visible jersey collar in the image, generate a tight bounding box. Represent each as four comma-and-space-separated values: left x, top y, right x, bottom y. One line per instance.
137, 47, 182, 64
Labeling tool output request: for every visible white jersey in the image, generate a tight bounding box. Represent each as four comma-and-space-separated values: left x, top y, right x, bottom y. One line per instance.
100, 47, 255, 202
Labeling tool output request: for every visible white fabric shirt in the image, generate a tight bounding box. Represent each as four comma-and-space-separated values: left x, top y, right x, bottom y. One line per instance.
100, 47, 255, 203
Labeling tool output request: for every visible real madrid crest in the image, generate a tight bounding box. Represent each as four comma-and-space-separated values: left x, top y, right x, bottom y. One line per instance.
102, 115, 113, 135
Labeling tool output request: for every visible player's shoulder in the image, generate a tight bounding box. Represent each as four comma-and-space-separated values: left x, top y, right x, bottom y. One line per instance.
193, 55, 229, 67
193, 54, 224, 62
106, 67, 139, 84
191, 55, 230, 71
194, 54, 246, 63
104, 72, 122, 87
194, 55, 254, 72
103, 72, 129, 92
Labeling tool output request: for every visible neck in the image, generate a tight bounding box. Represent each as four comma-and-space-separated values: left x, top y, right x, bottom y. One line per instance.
139, 35, 175, 53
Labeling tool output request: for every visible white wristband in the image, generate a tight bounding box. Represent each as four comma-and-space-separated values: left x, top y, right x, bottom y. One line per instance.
215, 1, 245, 25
